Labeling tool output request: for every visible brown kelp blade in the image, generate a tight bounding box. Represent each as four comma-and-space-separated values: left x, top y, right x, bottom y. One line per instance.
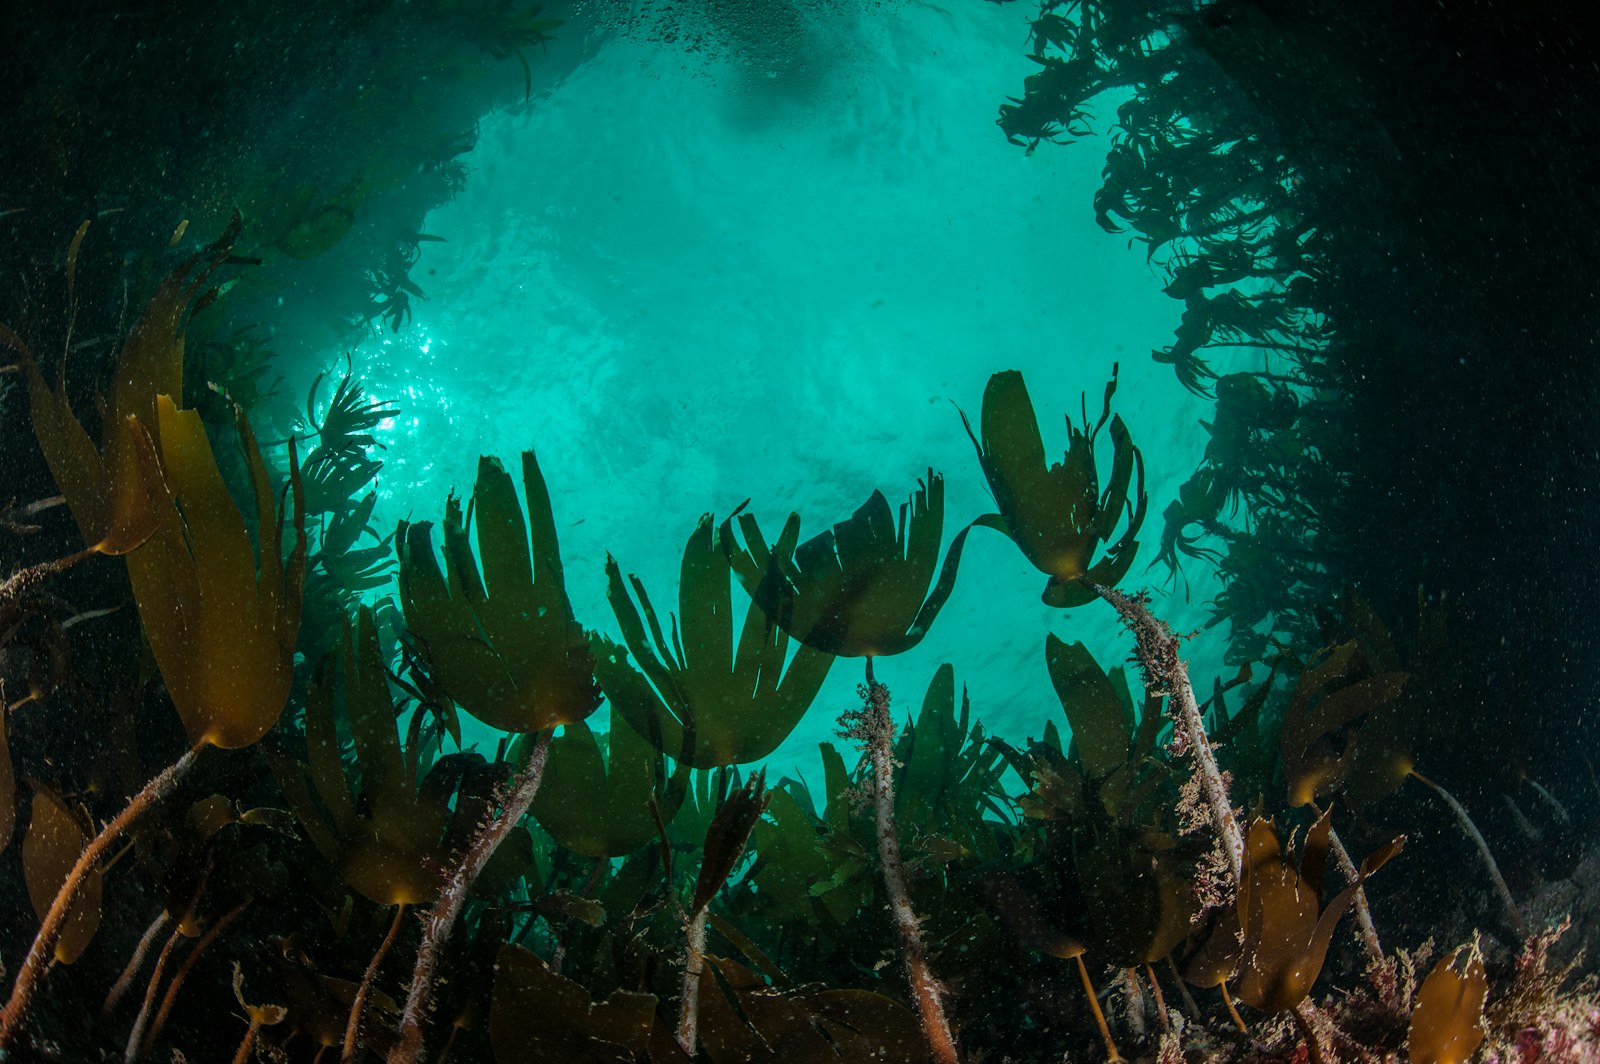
11, 213, 245, 557
399, 452, 600, 733
1407, 942, 1488, 1064
17, 349, 161, 556
21, 788, 102, 964
726, 475, 974, 658
1236, 815, 1402, 1013
530, 717, 663, 857
962, 368, 1146, 609
696, 955, 926, 1064
1045, 634, 1133, 782
268, 609, 456, 907
128, 396, 304, 750
598, 513, 833, 769
1281, 640, 1410, 809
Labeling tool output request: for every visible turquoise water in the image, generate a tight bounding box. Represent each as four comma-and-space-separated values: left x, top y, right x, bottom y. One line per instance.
332, 0, 1232, 777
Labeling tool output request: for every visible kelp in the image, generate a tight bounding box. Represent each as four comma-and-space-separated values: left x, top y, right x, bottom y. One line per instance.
1281, 592, 1524, 936
694, 955, 926, 1064
490, 944, 663, 1063
132, 396, 307, 750
2, 227, 1589, 1064
997, 1, 1348, 658
598, 514, 832, 768
0, 687, 13, 852
21, 787, 103, 965
979, 871, 1127, 1064
267, 607, 465, 907
229, 964, 289, 1064
995, 637, 1196, 1059
1408, 941, 1489, 1064
530, 717, 665, 858
962, 368, 1146, 608
392, 448, 598, 1063
706, 472, 985, 1063
398, 451, 600, 734
839, 671, 961, 1064
8, 216, 247, 559
1281, 639, 1411, 811
891, 663, 1011, 863
678, 772, 770, 1057
0, 221, 307, 1048
721, 473, 973, 658
1019, 637, 1192, 970
1235, 814, 1401, 1015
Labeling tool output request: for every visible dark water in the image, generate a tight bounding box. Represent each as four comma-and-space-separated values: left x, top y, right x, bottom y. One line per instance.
0, 1, 1597, 1061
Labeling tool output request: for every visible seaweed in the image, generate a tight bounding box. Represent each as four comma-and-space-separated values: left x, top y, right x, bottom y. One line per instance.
398, 451, 599, 735
1, 214, 1594, 1064
962, 368, 1146, 608
1408, 941, 1488, 1064
0, 222, 307, 1049
390, 448, 599, 1063
598, 513, 833, 770
721, 473, 974, 658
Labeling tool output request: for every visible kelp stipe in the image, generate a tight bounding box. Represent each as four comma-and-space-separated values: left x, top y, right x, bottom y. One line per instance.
839, 665, 962, 1064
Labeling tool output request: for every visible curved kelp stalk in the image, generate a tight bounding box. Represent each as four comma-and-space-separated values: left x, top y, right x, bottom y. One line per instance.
388, 730, 552, 1064
842, 666, 961, 1064
1087, 582, 1245, 886
390, 451, 600, 1063
597, 512, 833, 770
0, 391, 305, 1047
962, 368, 1146, 608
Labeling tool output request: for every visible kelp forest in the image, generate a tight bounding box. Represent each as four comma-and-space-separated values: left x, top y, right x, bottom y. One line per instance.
1, 0, 1598, 1062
